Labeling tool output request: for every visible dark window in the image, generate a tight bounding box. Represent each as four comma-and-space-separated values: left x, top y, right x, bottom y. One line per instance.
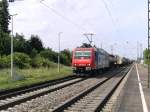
75, 51, 91, 59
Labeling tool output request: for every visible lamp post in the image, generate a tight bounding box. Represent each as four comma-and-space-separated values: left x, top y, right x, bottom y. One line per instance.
58, 32, 62, 73
10, 14, 17, 79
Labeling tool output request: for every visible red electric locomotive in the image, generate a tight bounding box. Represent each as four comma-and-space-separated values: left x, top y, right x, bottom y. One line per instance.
72, 46, 110, 75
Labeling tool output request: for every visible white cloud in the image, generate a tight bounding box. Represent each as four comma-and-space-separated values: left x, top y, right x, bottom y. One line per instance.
9, 0, 146, 59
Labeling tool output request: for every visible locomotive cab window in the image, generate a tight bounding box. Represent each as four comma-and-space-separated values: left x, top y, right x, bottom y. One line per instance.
75, 51, 91, 59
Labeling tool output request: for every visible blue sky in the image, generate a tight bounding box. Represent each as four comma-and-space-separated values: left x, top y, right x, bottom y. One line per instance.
9, 0, 147, 59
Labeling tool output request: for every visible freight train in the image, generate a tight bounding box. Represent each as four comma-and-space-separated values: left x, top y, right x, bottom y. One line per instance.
72, 45, 130, 75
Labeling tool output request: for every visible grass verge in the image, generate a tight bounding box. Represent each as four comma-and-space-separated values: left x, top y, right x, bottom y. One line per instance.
0, 66, 72, 90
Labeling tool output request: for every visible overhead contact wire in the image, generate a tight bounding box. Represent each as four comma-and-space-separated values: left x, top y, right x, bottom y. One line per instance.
40, 1, 88, 32
101, 0, 119, 34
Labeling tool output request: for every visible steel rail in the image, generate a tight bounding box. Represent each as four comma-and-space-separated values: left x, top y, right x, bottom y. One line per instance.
95, 66, 131, 111
0, 75, 77, 100
52, 66, 129, 112
0, 66, 128, 111
0, 78, 87, 110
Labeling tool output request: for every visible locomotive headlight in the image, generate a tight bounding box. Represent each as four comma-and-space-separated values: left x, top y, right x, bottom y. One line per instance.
88, 64, 90, 66
74, 64, 77, 66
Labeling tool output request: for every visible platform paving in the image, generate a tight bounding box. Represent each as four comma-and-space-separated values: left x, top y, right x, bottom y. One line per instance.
137, 64, 150, 111
117, 64, 144, 112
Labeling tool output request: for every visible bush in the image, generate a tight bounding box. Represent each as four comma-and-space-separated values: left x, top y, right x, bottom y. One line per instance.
0, 53, 58, 69
40, 49, 58, 62
0, 53, 31, 69
0, 56, 10, 68
30, 48, 38, 58
12, 52, 31, 69
31, 55, 51, 68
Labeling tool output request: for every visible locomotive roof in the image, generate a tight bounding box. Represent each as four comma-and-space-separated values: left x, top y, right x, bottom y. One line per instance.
75, 47, 95, 51
75, 47, 109, 55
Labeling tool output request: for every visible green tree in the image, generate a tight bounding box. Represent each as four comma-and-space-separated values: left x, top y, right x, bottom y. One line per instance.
144, 49, 150, 64
0, 0, 10, 55
60, 49, 72, 65
0, 0, 10, 33
31, 55, 51, 68
40, 48, 57, 61
28, 35, 44, 53
13, 33, 32, 55
14, 33, 27, 52
0, 33, 11, 55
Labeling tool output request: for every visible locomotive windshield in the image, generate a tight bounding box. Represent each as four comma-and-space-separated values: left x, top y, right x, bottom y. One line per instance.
75, 51, 91, 59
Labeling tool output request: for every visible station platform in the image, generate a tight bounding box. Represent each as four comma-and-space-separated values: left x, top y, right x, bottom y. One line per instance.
116, 64, 150, 112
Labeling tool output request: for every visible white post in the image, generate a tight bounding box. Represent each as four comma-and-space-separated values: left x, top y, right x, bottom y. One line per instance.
10, 14, 17, 80
11, 16, 13, 79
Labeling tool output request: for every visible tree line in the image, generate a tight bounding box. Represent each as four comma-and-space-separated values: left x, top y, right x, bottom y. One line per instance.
144, 49, 150, 64
0, 33, 72, 69
0, 0, 72, 69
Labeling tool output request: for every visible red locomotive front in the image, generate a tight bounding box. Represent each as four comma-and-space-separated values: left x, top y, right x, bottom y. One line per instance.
72, 48, 96, 74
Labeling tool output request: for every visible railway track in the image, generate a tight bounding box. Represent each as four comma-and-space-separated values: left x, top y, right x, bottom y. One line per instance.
52, 65, 132, 112
0, 75, 77, 98
0, 76, 86, 111
0, 66, 129, 112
